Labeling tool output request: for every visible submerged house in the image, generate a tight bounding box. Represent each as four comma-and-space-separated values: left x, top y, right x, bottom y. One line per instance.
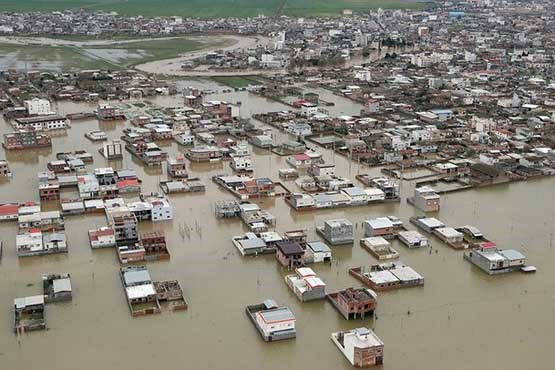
316, 218, 354, 245
409, 186, 440, 212
397, 230, 428, 248
284, 267, 326, 302
327, 287, 378, 320
14, 295, 46, 333
276, 241, 305, 269
464, 244, 527, 274
232, 233, 272, 256
120, 265, 186, 316
349, 262, 424, 291
88, 226, 116, 248
120, 266, 160, 316
305, 241, 332, 263
166, 155, 188, 178
433, 227, 464, 249
360, 237, 399, 260
331, 327, 384, 367
364, 218, 395, 239
42, 273, 72, 303
246, 299, 296, 342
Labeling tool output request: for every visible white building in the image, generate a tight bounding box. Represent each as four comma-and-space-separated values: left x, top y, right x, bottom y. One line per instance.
100, 140, 123, 159
88, 227, 116, 248
365, 188, 386, 202
174, 132, 195, 145
16, 230, 43, 256
473, 117, 497, 133
287, 122, 312, 137
412, 186, 440, 212
306, 241, 332, 263
354, 69, 371, 82
149, 197, 173, 221
13, 115, 69, 131
331, 327, 384, 367
231, 155, 253, 172
254, 305, 296, 338
300, 102, 318, 116
341, 187, 369, 205
24, 98, 52, 116
398, 230, 428, 248
77, 174, 100, 199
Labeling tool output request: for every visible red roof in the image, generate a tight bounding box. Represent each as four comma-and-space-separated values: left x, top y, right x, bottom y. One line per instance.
0, 203, 18, 216
292, 99, 308, 107
116, 179, 140, 188
293, 154, 310, 161
480, 241, 497, 249
89, 228, 114, 240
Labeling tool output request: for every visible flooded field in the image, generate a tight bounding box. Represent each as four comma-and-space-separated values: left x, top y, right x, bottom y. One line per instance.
0, 35, 235, 71
0, 83, 554, 370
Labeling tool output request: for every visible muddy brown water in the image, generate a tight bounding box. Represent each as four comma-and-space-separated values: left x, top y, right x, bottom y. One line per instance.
0, 85, 553, 370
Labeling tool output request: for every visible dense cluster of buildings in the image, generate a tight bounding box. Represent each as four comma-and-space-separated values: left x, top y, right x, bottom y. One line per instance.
2, 0, 553, 367
0, 70, 177, 103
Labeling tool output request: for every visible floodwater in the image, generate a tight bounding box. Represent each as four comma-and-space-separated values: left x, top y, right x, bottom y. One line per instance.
82, 49, 149, 63
0, 52, 64, 71
134, 35, 266, 76
0, 82, 554, 370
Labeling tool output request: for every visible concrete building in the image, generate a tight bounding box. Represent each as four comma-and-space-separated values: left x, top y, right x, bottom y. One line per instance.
120, 266, 160, 316
14, 295, 46, 333
88, 227, 116, 248
284, 267, 326, 302
317, 218, 354, 245
99, 140, 123, 160
42, 273, 72, 303
364, 218, 395, 238
246, 299, 296, 342
230, 155, 253, 172
24, 98, 52, 115
410, 186, 440, 212
397, 230, 428, 248
109, 212, 139, 247
327, 287, 377, 320
331, 327, 384, 367
148, 197, 173, 221
305, 241, 332, 263
464, 244, 526, 274
3, 131, 52, 150
166, 155, 188, 178
276, 241, 305, 269
0, 160, 12, 177
16, 229, 43, 257
13, 115, 69, 131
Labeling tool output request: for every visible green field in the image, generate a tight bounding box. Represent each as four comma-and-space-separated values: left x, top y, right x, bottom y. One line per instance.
211, 75, 261, 88
0, 0, 425, 17
0, 37, 228, 72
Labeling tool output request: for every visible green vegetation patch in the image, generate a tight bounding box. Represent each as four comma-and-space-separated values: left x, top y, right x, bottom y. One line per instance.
211, 75, 262, 88
0, 0, 425, 18
283, 0, 425, 16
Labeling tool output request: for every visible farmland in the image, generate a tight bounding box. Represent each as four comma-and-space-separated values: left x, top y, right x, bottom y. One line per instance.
0, 0, 426, 18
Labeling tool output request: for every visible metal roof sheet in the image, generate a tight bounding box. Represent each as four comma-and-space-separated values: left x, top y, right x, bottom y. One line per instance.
259, 307, 295, 323
53, 278, 72, 293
